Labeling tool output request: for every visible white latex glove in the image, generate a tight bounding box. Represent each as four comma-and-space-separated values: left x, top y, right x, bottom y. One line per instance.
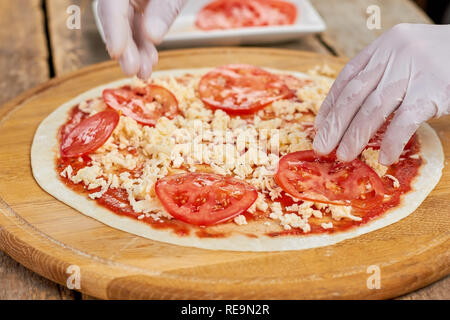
313, 24, 450, 165
98, 0, 186, 79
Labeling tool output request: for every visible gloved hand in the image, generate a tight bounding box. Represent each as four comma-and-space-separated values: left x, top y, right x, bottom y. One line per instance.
313, 24, 450, 165
98, 0, 186, 79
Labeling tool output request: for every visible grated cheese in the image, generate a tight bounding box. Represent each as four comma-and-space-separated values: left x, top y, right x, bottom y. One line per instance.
59, 69, 378, 232
233, 215, 247, 225
321, 222, 333, 229
362, 147, 388, 177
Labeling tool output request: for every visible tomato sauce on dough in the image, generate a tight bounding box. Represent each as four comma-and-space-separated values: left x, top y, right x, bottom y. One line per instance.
56, 97, 422, 239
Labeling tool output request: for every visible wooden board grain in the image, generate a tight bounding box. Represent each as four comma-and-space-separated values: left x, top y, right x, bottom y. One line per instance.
0, 48, 448, 300
0, 0, 78, 300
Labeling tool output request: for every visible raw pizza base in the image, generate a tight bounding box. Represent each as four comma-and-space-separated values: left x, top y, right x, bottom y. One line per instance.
31, 68, 444, 252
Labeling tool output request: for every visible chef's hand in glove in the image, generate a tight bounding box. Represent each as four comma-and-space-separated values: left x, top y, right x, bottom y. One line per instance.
313, 24, 450, 165
98, 0, 186, 79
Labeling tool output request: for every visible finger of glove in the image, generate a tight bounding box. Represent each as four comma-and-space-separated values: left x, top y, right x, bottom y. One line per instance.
137, 45, 157, 80
315, 37, 382, 129
379, 97, 436, 165
119, 27, 141, 76
98, 0, 131, 59
144, 0, 187, 44
133, 12, 158, 79
313, 54, 388, 155
336, 65, 410, 161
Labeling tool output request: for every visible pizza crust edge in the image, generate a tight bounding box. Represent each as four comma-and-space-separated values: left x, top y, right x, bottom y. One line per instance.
31, 68, 444, 252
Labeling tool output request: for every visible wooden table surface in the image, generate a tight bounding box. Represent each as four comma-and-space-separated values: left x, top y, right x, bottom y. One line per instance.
0, 0, 447, 300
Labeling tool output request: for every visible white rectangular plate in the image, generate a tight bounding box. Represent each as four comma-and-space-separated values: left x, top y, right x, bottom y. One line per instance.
93, 0, 326, 48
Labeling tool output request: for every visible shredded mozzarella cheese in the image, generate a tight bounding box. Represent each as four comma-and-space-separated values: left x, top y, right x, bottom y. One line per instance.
58, 70, 377, 233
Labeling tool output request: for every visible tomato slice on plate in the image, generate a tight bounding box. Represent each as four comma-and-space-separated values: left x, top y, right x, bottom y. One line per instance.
195, 0, 297, 30
155, 172, 257, 226
263, 0, 297, 25
103, 84, 179, 126
196, 0, 258, 30
274, 151, 385, 209
198, 64, 293, 115
60, 110, 119, 158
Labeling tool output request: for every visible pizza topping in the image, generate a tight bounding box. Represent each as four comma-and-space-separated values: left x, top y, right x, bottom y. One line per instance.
384, 174, 400, 188
361, 148, 388, 177
269, 201, 311, 232
198, 64, 294, 115
321, 203, 361, 221
60, 110, 119, 158
274, 150, 385, 209
78, 98, 107, 116
233, 215, 248, 225
59, 106, 89, 142
60, 165, 73, 179
285, 201, 323, 219
103, 84, 179, 126
321, 222, 333, 229
155, 172, 257, 226
279, 74, 312, 90
195, 0, 297, 30
55, 67, 423, 237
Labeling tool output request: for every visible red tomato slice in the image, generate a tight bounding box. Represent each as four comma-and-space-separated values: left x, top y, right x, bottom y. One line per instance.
59, 106, 89, 142
198, 64, 294, 115
103, 84, 179, 126
274, 151, 385, 209
155, 172, 257, 226
279, 74, 312, 90
195, 0, 297, 30
60, 110, 119, 158
196, 0, 259, 30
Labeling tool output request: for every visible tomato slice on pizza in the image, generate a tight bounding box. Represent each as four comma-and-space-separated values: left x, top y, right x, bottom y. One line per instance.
155, 172, 257, 226
103, 84, 179, 126
195, 0, 297, 30
60, 110, 119, 158
279, 74, 311, 90
274, 151, 385, 209
198, 64, 294, 115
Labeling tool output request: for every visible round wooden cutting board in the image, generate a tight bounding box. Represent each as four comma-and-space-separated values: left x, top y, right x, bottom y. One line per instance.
0, 48, 448, 300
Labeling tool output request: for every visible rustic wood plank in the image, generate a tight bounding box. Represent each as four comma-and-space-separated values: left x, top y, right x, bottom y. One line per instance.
0, 253, 77, 300
0, 0, 49, 105
311, 0, 432, 58
0, 0, 77, 300
399, 276, 449, 300
46, 0, 109, 76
